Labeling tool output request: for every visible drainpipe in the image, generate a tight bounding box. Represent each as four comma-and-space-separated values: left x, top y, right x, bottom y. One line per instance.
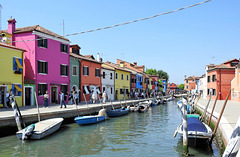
22, 51, 24, 106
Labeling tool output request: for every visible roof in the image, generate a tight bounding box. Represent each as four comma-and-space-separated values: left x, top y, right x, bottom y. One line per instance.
0, 42, 26, 52
70, 53, 102, 64
117, 59, 144, 74
70, 44, 81, 49
104, 62, 132, 73
2, 25, 69, 41
101, 64, 115, 71
208, 59, 239, 72
84, 55, 95, 60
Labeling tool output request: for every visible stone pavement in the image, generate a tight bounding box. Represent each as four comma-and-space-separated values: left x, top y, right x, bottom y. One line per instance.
197, 98, 240, 145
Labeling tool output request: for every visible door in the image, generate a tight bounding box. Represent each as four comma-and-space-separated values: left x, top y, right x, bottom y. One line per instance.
25, 87, 32, 106
0, 86, 6, 107
51, 86, 58, 103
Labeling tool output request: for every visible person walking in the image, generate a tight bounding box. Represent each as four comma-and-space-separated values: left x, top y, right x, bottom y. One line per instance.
102, 91, 106, 104
43, 91, 49, 108
74, 91, 79, 105
60, 91, 66, 108
5, 91, 10, 108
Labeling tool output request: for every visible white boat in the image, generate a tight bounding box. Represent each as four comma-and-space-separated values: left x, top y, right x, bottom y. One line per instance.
176, 117, 212, 140
16, 118, 64, 140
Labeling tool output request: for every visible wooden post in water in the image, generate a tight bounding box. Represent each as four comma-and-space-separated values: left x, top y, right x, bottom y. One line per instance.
97, 95, 104, 109
83, 93, 91, 115
109, 97, 115, 110
222, 116, 240, 157
34, 92, 41, 122
210, 93, 230, 143
208, 93, 218, 126
201, 94, 212, 123
182, 101, 189, 156
194, 92, 201, 112
119, 98, 123, 108
10, 97, 22, 131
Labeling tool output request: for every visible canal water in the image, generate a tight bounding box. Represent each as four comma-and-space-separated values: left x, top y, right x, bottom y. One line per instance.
0, 99, 221, 157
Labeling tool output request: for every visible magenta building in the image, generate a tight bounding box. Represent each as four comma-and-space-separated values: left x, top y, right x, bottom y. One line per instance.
5, 19, 70, 106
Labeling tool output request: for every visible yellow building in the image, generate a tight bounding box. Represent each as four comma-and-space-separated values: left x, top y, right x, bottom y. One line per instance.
0, 43, 25, 107
104, 62, 131, 100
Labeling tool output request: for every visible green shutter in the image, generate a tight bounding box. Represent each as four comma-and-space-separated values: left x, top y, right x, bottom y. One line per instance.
44, 39, 48, 48
46, 62, 48, 74
38, 61, 41, 73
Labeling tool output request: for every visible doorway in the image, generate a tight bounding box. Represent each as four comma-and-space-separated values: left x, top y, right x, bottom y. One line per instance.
0, 86, 7, 108
24, 86, 33, 106
51, 86, 58, 104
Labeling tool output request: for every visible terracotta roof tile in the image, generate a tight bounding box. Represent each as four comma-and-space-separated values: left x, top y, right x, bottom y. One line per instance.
70, 53, 101, 64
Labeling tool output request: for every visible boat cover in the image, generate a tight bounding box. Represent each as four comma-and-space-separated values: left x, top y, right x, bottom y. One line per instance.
187, 117, 207, 132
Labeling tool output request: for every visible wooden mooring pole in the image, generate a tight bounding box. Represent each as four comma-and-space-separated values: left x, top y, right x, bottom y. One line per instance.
210, 93, 230, 144
207, 93, 218, 126
194, 92, 201, 112
182, 101, 189, 156
201, 94, 212, 122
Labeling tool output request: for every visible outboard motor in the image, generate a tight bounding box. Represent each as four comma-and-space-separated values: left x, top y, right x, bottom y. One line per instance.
22, 124, 35, 140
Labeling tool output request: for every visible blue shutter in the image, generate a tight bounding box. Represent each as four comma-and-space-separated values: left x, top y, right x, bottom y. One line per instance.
19, 59, 23, 72
13, 57, 16, 71
12, 84, 15, 95
18, 84, 22, 96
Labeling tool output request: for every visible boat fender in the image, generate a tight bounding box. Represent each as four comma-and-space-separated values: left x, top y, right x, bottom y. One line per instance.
22, 124, 35, 140
98, 109, 107, 117
173, 130, 178, 138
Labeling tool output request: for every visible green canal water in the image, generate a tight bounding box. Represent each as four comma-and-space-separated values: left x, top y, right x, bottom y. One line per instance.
0, 100, 221, 157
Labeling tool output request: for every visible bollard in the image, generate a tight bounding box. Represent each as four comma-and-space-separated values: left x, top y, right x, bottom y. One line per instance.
182, 101, 189, 156
222, 116, 240, 157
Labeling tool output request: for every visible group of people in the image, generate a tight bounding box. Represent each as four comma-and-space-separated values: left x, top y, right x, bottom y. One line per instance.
0, 89, 14, 108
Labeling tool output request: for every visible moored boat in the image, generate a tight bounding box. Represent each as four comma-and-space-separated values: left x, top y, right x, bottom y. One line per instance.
106, 107, 129, 117
16, 118, 64, 140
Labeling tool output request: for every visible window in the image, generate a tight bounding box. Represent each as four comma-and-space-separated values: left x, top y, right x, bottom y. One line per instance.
83, 66, 89, 76
38, 84, 47, 96
110, 73, 113, 79
212, 89, 216, 95
60, 64, 68, 76
102, 72, 105, 79
121, 74, 124, 80
95, 68, 100, 77
186, 80, 188, 83
103, 87, 105, 92
207, 89, 210, 95
212, 75, 216, 82
13, 57, 23, 74
111, 87, 113, 94
38, 61, 48, 74
72, 48, 79, 54
12, 84, 22, 96
207, 76, 211, 83
116, 73, 118, 79
127, 75, 129, 81
61, 85, 68, 100
186, 86, 188, 89
73, 66, 77, 76
120, 89, 124, 94
60, 43, 68, 53
38, 37, 47, 48
131, 78, 134, 84
151, 81, 153, 85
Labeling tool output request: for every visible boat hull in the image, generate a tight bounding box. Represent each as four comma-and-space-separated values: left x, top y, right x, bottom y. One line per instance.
16, 118, 64, 140
106, 108, 129, 117
74, 116, 107, 125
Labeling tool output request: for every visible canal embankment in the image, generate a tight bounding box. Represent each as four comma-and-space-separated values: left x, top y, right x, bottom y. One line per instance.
0, 98, 159, 137
196, 98, 240, 148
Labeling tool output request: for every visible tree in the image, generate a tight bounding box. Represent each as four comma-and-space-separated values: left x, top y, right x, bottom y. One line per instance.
146, 68, 169, 82
178, 84, 184, 90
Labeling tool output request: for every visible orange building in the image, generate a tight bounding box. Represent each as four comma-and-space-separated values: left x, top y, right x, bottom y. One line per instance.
231, 64, 240, 102
207, 59, 239, 100
184, 76, 196, 91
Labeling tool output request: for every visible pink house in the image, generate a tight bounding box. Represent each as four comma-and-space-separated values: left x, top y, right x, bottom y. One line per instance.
4, 19, 70, 106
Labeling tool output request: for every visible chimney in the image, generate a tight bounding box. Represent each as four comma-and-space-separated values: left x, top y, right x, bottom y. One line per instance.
8, 19, 16, 34
120, 61, 124, 68
133, 62, 137, 66
97, 53, 100, 62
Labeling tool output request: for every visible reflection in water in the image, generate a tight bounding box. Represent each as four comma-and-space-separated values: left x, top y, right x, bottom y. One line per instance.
0, 100, 221, 157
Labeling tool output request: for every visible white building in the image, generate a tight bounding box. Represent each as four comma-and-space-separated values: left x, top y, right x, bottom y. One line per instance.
101, 64, 115, 101
199, 74, 207, 99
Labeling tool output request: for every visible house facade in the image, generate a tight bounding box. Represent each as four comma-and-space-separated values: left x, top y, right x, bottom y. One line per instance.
105, 62, 131, 100
0, 43, 25, 107
101, 63, 115, 101
231, 64, 240, 102
207, 59, 239, 100
199, 74, 207, 99
3, 19, 70, 105
184, 76, 195, 92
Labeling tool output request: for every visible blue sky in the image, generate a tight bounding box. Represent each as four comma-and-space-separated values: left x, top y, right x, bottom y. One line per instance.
1, 0, 240, 84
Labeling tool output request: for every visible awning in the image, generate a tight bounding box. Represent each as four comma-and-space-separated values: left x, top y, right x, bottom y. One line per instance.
15, 58, 23, 69
84, 85, 89, 94
15, 84, 22, 92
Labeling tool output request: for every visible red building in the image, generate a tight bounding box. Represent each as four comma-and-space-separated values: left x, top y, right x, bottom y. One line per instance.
168, 83, 179, 93
207, 59, 239, 100
77, 54, 102, 102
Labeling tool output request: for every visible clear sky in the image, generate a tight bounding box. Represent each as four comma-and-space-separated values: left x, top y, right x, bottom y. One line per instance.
1, 0, 239, 84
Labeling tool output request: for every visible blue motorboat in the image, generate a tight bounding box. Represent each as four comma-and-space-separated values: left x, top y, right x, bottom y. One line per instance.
74, 115, 107, 125
151, 99, 159, 106
106, 108, 129, 117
